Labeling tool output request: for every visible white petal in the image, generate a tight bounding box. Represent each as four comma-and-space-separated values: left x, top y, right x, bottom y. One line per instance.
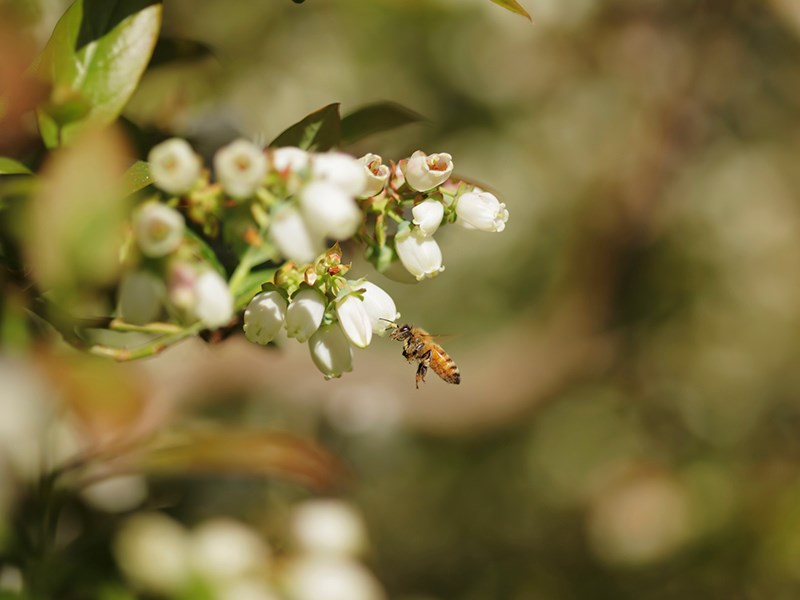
300, 181, 362, 240
271, 147, 310, 172
309, 324, 353, 380
290, 500, 367, 556
270, 206, 323, 263
359, 281, 399, 333
455, 191, 509, 232
400, 150, 453, 192
133, 202, 185, 258
284, 556, 385, 600
358, 153, 390, 198
148, 138, 201, 195
286, 288, 326, 342
394, 227, 445, 281
193, 270, 234, 328
214, 139, 268, 199
243, 291, 287, 345
411, 199, 444, 236
190, 519, 270, 584
312, 152, 368, 197
336, 295, 372, 348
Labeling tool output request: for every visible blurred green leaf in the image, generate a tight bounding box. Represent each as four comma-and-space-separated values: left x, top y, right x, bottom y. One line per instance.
120, 160, 152, 195
34, 0, 163, 147
0, 157, 32, 175
185, 228, 226, 277
489, 0, 532, 20
140, 428, 344, 490
341, 102, 426, 146
148, 36, 215, 68
234, 268, 277, 309
270, 103, 341, 151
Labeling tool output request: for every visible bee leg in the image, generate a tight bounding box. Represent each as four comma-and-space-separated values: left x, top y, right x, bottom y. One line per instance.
415, 349, 432, 389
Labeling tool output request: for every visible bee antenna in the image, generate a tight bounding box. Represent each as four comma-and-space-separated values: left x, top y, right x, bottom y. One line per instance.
379, 318, 396, 324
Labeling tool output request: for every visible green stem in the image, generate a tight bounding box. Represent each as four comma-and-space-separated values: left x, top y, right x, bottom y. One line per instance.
87, 321, 205, 361
108, 319, 184, 334
229, 247, 259, 296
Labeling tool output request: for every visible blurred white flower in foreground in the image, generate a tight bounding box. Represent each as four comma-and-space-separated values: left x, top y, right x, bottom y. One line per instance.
244, 290, 288, 345
190, 518, 270, 585
358, 153, 390, 198
271, 147, 310, 172
133, 202, 185, 258
358, 281, 399, 334
148, 138, 201, 195
270, 206, 323, 264
394, 226, 445, 281
215, 139, 268, 199
455, 191, 509, 232
193, 270, 234, 328
412, 199, 444, 236
284, 556, 385, 600
336, 294, 373, 348
81, 474, 148, 513
309, 324, 354, 379
286, 288, 326, 342
300, 182, 362, 240
117, 270, 164, 325
291, 499, 368, 557
401, 150, 453, 192
312, 152, 368, 197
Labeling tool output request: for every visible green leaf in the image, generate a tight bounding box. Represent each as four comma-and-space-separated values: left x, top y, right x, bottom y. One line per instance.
148, 37, 215, 68
270, 103, 341, 151
184, 228, 226, 277
235, 268, 277, 309
121, 160, 152, 195
489, 0, 532, 20
341, 102, 426, 146
34, 0, 163, 147
0, 157, 32, 175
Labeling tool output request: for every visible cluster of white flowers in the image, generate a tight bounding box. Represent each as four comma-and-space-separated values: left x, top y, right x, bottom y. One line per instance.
113, 499, 384, 600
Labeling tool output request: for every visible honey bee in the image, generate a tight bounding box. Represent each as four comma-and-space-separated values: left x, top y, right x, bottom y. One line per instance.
386, 322, 461, 389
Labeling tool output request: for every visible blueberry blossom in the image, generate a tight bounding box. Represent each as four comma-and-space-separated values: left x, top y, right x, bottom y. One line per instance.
285, 287, 326, 343
133, 202, 185, 258
270, 205, 323, 264
309, 324, 353, 380
411, 199, 444, 236
358, 153, 390, 198
213, 139, 268, 199
401, 150, 453, 192
311, 152, 368, 197
243, 290, 288, 345
271, 147, 310, 173
147, 138, 202, 195
193, 270, 234, 328
394, 225, 445, 281
358, 281, 399, 334
300, 181, 362, 240
336, 294, 372, 348
456, 190, 509, 232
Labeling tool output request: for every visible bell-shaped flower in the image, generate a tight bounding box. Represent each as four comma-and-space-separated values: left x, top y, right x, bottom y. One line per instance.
311, 152, 367, 197
284, 556, 385, 600
290, 499, 368, 557
286, 288, 326, 342
189, 518, 270, 584
394, 226, 445, 281
411, 199, 444, 236
213, 139, 268, 199
309, 324, 353, 380
243, 290, 287, 345
148, 138, 202, 195
270, 205, 323, 264
300, 181, 362, 240
271, 147, 310, 173
456, 191, 509, 232
359, 281, 399, 334
193, 270, 234, 328
117, 270, 164, 325
133, 202, 185, 258
336, 294, 372, 348
358, 153, 390, 198
401, 150, 453, 192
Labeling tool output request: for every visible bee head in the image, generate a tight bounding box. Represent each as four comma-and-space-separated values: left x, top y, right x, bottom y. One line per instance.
388, 322, 412, 341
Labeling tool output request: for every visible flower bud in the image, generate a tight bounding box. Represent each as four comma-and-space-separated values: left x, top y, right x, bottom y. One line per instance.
411, 199, 444, 236
244, 290, 287, 345
271, 147, 310, 172
193, 270, 234, 328
336, 294, 372, 348
401, 150, 453, 192
148, 138, 202, 195
214, 139, 268, 199
300, 181, 362, 240
309, 324, 353, 380
455, 191, 509, 232
312, 152, 368, 197
286, 288, 326, 342
133, 202, 185, 258
284, 556, 385, 600
358, 153, 390, 198
190, 519, 270, 584
394, 226, 445, 281
167, 262, 198, 311
290, 499, 368, 557
359, 281, 399, 334
117, 270, 164, 325
270, 206, 323, 264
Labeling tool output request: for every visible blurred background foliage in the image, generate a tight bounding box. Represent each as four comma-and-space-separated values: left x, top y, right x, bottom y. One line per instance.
4, 0, 800, 598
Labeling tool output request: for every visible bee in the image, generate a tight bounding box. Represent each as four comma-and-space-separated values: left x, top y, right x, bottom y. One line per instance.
386, 322, 461, 389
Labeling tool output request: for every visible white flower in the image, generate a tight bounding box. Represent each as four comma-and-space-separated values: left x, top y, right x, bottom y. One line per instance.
193, 270, 234, 328
401, 150, 453, 192
270, 206, 323, 264
167, 262, 198, 311
117, 270, 164, 325
358, 153, 390, 198
114, 513, 191, 596
148, 138, 202, 195
133, 202, 185, 258
394, 226, 445, 281
214, 139, 268, 199
411, 199, 444, 236
358, 281, 399, 334
300, 181, 362, 240
309, 324, 353, 380
456, 191, 509, 232
271, 147, 310, 172
312, 152, 368, 197
336, 294, 372, 348
190, 519, 270, 584
244, 291, 287, 345
291, 500, 367, 557
286, 288, 326, 342
81, 474, 148, 513
284, 556, 385, 600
